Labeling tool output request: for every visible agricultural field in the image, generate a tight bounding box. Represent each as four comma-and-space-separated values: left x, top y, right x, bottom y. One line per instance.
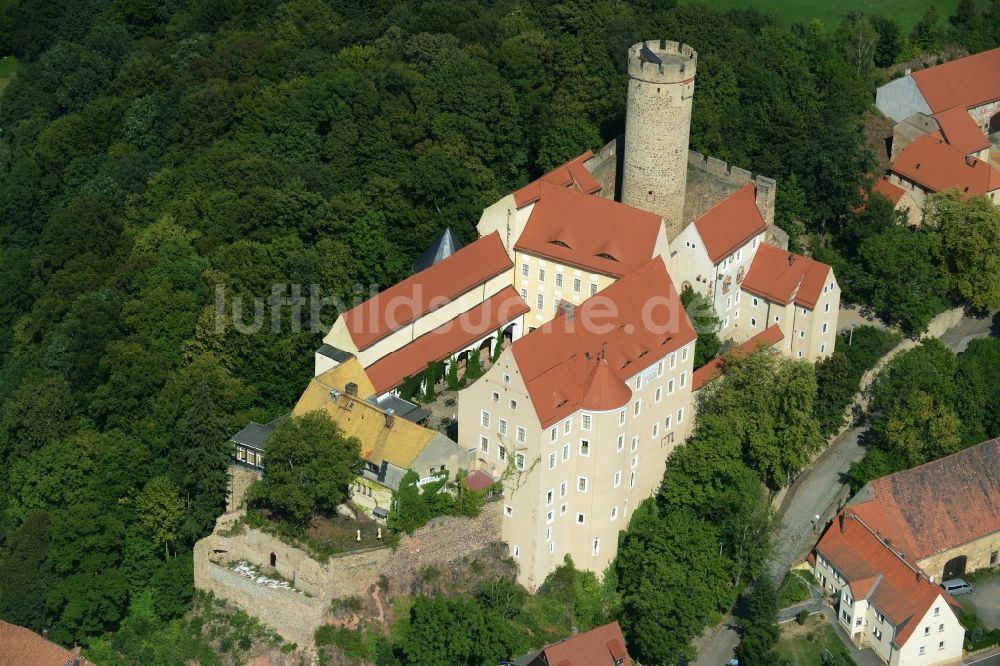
681, 0, 961, 30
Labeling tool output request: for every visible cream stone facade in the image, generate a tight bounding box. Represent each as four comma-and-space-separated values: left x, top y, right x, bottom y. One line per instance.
459, 343, 694, 589
739, 272, 840, 361
917, 531, 1000, 583
515, 252, 617, 329
621, 40, 697, 238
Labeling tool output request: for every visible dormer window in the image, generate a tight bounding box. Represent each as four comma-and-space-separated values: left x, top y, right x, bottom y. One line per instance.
549, 239, 571, 248
596, 252, 619, 262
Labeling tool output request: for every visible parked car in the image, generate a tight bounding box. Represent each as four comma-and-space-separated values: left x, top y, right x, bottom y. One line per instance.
942, 579, 973, 595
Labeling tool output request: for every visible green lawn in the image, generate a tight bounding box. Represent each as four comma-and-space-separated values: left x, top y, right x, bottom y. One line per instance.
0, 55, 21, 96
775, 614, 856, 666
776, 571, 812, 609
681, 0, 961, 30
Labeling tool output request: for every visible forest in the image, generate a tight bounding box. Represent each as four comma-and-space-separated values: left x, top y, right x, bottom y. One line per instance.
1, 0, 999, 663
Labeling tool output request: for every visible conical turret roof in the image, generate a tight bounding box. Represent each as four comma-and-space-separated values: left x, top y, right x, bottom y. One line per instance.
580, 357, 632, 412
412, 227, 463, 274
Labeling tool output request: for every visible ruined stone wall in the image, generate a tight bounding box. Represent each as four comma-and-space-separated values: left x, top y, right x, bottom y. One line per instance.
227, 465, 261, 512
193, 501, 505, 645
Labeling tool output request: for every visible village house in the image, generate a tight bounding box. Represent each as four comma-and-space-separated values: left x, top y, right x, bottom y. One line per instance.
812, 511, 965, 666
888, 133, 1000, 209
457, 257, 697, 589
512, 620, 633, 666
864, 178, 924, 227
0, 620, 95, 666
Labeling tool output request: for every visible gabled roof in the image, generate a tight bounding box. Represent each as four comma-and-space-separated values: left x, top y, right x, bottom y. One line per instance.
911, 46, 1000, 112
890, 134, 1000, 196
293, 358, 437, 469
815, 512, 959, 648
463, 469, 494, 492
514, 183, 664, 278
741, 244, 832, 310
847, 438, 1000, 563
512, 258, 695, 428
535, 621, 633, 666
340, 232, 512, 351
933, 106, 992, 155
513, 151, 602, 208
412, 227, 463, 273
692, 183, 767, 264
364, 286, 528, 394
871, 179, 907, 206
231, 419, 282, 451
0, 621, 96, 666
691, 325, 783, 391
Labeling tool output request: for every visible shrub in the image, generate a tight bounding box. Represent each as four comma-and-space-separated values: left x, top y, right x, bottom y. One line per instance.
796, 609, 809, 625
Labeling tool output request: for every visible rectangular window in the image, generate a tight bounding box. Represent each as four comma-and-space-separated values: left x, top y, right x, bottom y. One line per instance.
919, 647, 926, 656
610, 506, 618, 520
592, 538, 600, 556
577, 476, 588, 492
480, 436, 489, 453
655, 387, 662, 403
664, 414, 672, 430
521, 263, 529, 277
548, 452, 556, 469
822, 322, 829, 333
590, 283, 598, 296
573, 277, 581, 293
631, 436, 638, 452
938, 642, 944, 650
510, 398, 517, 409
560, 481, 567, 498
560, 503, 567, 515
516, 426, 526, 443
618, 409, 626, 425
774, 315, 780, 323
633, 400, 641, 416
617, 434, 625, 452
546, 526, 551, 540
563, 418, 571, 435
802, 307, 808, 316
938, 624, 944, 632
677, 408, 684, 423
752, 297, 759, 307
614, 470, 622, 487
562, 443, 570, 461
498, 445, 506, 461
515, 453, 524, 470
538, 268, 546, 282
631, 455, 639, 469
505, 505, 513, 517
820, 343, 827, 354
537, 294, 544, 310
581, 414, 592, 430
679, 371, 686, 388
576, 512, 585, 524
669, 352, 677, 369
629, 471, 635, 488
873, 627, 882, 640
504, 374, 510, 385
934, 607, 939, 617
924, 627, 930, 636
546, 490, 553, 506
668, 379, 675, 394
555, 273, 563, 288
681, 345, 688, 362
520, 288, 527, 300
635, 375, 643, 390
481, 411, 490, 428
580, 440, 590, 456
657, 360, 664, 376
499, 419, 507, 436
550, 427, 557, 442
723, 316, 729, 328
652, 423, 659, 438
513, 545, 520, 558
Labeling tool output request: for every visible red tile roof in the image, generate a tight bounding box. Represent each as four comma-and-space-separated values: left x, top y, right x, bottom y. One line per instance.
890, 134, 1000, 196
871, 179, 907, 206
933, 106, 992, 155
513, 151, 602, 208
364, 286, 528, 394
815, 512, 958, 648
693, 183, 767, 264
741, 244, 832, 310
515, 183, 664, 278
580, 357, 633, 412
691, 325, 783, 391
341, 233, 512, 351
848, 438, 1000, 563
911, 46, 1000, 112
463, 469, 494, 492
539, 621, 633, 666
0, 621, 96, 666
512, 258, 695, 428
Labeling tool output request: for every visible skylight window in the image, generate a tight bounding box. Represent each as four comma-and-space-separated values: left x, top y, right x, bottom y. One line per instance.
596, 252, 619, 261
549, 239, 571, 248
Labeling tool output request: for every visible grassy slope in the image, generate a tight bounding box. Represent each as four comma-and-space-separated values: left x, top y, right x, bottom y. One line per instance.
681, 0, 961, 30
775, 614, 856, 666
0, 56, 20, 95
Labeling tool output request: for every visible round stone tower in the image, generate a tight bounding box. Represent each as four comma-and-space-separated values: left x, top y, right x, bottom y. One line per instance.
621, 40, 697, 239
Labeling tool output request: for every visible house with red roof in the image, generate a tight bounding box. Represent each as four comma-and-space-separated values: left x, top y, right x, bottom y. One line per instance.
457, 257, 697, 588
861, 178, 923, 227
876, 47, 1000, 155
888, 134, 1000, 211
512, 621, 633, 666
0, 620, 95, 666
478, 153, 670, 330
812, 511, 965, 666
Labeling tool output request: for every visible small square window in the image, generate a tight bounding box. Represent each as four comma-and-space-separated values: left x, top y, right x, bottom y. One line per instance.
492, 392, 499, 402
938, 642, 944, 650
919, 647, 926, 656
504, 505, 513, 517
510, 399, 517, 409
576, 512, 585, 524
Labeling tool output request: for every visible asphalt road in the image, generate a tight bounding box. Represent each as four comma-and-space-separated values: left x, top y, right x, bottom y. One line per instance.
689, 311, 996, 666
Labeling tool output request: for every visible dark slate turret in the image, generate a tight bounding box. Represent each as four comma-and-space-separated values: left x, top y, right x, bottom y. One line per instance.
412, 227, 463, 273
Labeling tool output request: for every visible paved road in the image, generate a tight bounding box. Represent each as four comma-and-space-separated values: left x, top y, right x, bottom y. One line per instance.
689, 312, 996, 666
960, 576, 1000, 630
966, 653, 1000, 666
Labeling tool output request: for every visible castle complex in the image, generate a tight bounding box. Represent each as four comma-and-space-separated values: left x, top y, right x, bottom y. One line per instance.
202, 39, 842, 637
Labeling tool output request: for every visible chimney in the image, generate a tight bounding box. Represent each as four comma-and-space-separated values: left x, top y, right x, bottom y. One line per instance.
345, 382, 358, 397
787, 252, 795, 266
385, 408, 395, 429
839, 512, 847, 533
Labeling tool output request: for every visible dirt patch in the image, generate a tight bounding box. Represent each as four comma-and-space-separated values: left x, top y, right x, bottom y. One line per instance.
863, 110, 895, 174
306, 506, 384, 552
